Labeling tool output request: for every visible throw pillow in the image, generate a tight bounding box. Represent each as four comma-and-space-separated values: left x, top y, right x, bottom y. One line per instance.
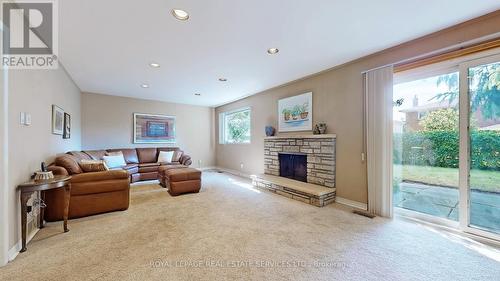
172, 150, 183, 162
79, 159, 109, 172
157, 151, 174, 163
55, 154, 83, 174
103, 154, 127, 169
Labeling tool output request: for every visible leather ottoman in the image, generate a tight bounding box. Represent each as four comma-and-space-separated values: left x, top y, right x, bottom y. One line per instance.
159, 167, 201, 196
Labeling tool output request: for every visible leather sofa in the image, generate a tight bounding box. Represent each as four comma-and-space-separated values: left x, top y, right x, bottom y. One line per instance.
44, 147, 192, 221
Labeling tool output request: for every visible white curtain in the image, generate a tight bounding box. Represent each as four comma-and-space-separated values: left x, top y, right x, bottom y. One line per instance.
365, 66, 393, 218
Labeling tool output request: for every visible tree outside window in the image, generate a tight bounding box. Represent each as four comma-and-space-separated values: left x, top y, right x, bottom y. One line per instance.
220, 108, 251, 144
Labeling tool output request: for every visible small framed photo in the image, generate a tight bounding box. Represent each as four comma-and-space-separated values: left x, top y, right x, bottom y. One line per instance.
52, 105, 64, 135
63, 113, 71, 139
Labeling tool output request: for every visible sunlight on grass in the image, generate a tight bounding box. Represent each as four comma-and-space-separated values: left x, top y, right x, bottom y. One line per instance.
394, 164, 500, 193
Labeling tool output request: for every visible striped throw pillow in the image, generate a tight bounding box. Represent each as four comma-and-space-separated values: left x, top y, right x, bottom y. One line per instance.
79, 159, 109, 172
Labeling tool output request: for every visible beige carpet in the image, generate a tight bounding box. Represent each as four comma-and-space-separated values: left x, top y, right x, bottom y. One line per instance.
1, 171, 499, 281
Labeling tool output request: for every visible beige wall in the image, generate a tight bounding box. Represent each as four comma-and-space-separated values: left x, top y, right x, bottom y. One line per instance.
81, 93, 216, 168
1, 67, 8, 265
7, 66, 82, 250
215, 11, 500, 204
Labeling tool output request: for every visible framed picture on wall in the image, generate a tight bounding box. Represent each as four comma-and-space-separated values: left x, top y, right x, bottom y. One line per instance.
63, 113, 71, 139
133, 113, 176, 144
278, 92, 313, 132
51, 105, 64, 135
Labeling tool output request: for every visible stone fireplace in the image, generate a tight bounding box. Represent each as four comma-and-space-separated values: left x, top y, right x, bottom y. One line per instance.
252, 134, 337, 207
264, 134, 336, 187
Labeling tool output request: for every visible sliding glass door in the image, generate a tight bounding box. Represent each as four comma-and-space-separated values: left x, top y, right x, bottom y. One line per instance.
459, 55, 500, 237
393, 71, 460, 221
394, 52, 500, 239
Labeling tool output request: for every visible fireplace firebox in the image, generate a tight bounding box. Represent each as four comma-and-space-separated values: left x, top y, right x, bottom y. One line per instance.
279, 153, 307, 182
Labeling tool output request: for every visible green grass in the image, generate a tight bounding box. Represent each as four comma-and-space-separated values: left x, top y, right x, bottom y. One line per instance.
394, 164, 500, 193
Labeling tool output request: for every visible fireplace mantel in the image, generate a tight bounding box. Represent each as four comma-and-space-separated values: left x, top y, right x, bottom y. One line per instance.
264, 134, 336, 140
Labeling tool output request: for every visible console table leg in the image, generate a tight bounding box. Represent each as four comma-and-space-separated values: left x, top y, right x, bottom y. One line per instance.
63, 183, 71, 232
39, 191, 45, 229
20, 192, 30, 253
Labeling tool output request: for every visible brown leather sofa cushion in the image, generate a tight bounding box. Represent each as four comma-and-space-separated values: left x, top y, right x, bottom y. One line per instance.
138, 165, 160, 173
48, 165, 69, 176
139, 162, 160, 167
137, 148, 158, 163
71, 170, 129, 183
67, 151, 92, 161
55, 154, 82, 174
71, 178, 130, 196
107, 148, 139, 164
84, 150, 107, 160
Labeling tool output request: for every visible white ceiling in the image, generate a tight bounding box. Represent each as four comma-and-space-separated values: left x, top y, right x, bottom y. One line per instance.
59, 0, 500, 107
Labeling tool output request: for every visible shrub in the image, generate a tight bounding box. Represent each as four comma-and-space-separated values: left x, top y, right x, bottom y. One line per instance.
393, 130, 500, 170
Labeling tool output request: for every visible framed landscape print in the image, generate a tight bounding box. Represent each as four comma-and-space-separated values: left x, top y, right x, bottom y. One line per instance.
52, 105, 64, 135
63, 113, 71, 139
278, 92, 312, 132
133, 113, 176, 144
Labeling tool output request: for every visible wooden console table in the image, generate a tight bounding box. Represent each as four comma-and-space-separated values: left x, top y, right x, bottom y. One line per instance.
17, 175, 72, 252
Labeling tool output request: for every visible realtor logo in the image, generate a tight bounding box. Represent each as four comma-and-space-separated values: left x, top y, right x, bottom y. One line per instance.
1, 0, 58, 69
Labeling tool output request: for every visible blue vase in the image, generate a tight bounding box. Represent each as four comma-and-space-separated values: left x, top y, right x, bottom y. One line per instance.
265, 126, 275, 136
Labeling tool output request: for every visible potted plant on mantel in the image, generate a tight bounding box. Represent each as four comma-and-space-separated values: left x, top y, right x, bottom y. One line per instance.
291, 105, 301, 120
300, 102, 309, 119
282, 108, 291, 121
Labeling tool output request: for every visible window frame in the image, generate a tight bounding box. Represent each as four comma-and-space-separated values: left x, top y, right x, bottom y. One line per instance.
219, 107, 252, 145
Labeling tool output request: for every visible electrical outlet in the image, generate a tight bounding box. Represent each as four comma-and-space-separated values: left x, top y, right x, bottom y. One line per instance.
240, 162, 244, 170
25, 113, 32, 125
198, 159, 202, 168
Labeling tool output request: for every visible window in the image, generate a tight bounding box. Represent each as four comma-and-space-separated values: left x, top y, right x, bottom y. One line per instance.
219, 107, 251, 144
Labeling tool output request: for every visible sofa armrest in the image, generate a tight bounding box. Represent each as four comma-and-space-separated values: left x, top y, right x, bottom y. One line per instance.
71, 170, 129, 183
180, 155, 192, 166
48, 165, 69, 176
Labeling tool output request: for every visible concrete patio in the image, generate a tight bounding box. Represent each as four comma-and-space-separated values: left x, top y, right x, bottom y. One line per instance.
394, 182, 500, 233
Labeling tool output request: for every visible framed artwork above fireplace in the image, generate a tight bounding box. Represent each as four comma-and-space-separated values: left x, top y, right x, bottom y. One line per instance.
133, 113, 176, 144
278, 92, 312, 132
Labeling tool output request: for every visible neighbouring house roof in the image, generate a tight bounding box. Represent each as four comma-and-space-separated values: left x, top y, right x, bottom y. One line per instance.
399, 99, 457, 113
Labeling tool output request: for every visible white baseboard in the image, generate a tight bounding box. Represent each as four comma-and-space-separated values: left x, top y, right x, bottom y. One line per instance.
209, 167, 251, 179
335, 197, 368, 210
8, 228, 39, 262
199, 166, 218, 171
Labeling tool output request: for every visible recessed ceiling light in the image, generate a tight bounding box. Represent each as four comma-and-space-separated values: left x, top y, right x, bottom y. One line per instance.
140, 83, 149, 88
149, 63, 160, 68
218, 78, 227, 82
194, 93, 201, 96
267, 48, 279, 55
172, 9, 189, 21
